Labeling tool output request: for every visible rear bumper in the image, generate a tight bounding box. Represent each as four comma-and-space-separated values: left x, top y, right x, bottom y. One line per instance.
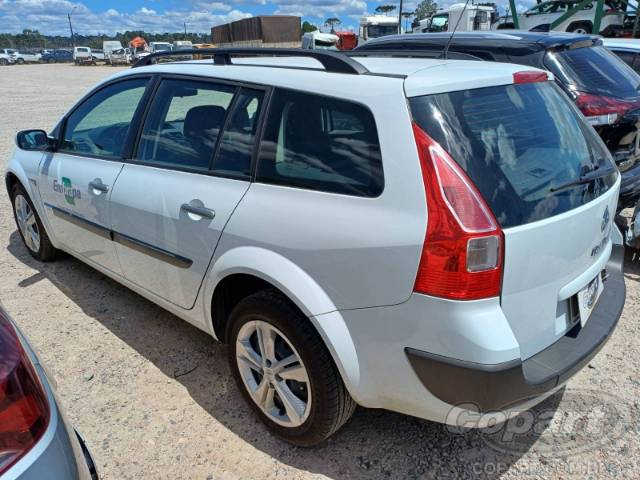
405, 244, 626, 412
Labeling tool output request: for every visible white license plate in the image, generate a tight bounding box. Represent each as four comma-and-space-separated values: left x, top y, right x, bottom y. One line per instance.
577, 273, 604, 327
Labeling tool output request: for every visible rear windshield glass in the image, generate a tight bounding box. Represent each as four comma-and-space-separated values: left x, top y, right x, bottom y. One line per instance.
545, 45, 640, 98
410, 82, 617, 228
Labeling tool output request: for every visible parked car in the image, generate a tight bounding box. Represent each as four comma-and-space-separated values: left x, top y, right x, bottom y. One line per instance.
73, 47, 94, 65
108, 47, 132, 65
492, 0, 624, 35
355, 32, 640, 215
5, 49, 625, 446
301, 32, 339, 50
91, 49, 105, 62
102, 41, 123, 65
603, 38, 640, 73
0, 304, 98, 478
148, 42, 172, 54
0, 51, 15, 65
12, 50, 41, 64
40, 49, 73, 63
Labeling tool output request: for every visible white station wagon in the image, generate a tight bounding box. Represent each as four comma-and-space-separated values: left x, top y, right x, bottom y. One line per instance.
5, 49, 625, 445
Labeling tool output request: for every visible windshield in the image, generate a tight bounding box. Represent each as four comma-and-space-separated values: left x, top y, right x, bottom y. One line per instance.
367, 24, 398, 38
545, 45, 640, 98
429, 14, 449, 31
410, 82, 617, 228
154, 44, 172, 51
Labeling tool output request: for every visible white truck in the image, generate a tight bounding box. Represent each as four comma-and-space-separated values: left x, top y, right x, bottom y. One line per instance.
419, 3, 497, 32
173, 40, 193, 50
301, 31, 339, 50
73, 46, 93, 65
358, 15, 401, 44
149, 42, 173, 54
102, 41, 123, 65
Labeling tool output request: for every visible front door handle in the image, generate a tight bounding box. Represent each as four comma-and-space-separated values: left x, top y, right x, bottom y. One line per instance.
181, 203, 215, 220
89, 179, 109, 194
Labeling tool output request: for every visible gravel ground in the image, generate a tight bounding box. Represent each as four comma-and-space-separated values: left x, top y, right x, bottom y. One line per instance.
1, 64, 640, 480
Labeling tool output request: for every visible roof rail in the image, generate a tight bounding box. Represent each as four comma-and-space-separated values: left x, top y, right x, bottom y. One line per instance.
348, 50, 483, 62
132, 48, 370, 75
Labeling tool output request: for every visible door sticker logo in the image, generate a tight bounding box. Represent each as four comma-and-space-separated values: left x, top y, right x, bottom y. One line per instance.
53, 178, 81, 206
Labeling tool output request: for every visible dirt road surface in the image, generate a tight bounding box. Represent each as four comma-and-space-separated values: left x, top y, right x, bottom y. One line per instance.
1, 64, 639, 480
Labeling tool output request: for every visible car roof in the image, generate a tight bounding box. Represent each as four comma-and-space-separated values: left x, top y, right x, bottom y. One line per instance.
111, 55, 547, 98
358, 31, 600, 54
602, 38, 640, 51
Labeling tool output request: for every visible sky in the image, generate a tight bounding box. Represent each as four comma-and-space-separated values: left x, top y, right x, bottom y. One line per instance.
0, 0, 537, 36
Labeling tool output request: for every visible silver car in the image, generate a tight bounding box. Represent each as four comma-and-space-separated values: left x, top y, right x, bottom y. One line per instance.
4, 50, 626, 446
0, 305, 97, 479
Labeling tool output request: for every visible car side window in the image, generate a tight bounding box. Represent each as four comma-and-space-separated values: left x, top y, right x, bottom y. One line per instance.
257, 89, 384, 197
136, 79, 236, 171
212, 88, 265, 177
60, 78, 149, 158
612, 50, 638, 71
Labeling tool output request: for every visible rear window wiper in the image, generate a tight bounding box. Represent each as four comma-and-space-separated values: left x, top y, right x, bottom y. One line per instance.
550, 164, 617, 193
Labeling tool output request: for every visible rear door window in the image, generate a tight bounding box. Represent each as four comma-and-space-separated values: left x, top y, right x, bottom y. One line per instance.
136, 79, 236, 171
545, 45, 640, 98
410, 82, 617, 228
257, 89, 383, 197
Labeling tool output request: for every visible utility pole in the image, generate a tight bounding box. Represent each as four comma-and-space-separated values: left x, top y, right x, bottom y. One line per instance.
67, 6, 76, 48
184, 21, 187, 36
398, 0, 404, 33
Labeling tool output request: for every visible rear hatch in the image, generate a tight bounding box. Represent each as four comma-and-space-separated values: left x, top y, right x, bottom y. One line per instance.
410, 79, 620, 359
545, 44, 640, 172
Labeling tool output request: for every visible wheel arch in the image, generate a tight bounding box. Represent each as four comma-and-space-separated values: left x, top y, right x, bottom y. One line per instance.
204, 246, 362, 401
567, 20, 593, 33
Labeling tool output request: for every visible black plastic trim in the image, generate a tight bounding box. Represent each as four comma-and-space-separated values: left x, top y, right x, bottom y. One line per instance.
44, 203, 192, 269
406, 245, 626, 412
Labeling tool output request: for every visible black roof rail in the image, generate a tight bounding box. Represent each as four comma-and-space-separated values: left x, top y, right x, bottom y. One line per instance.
348, 50, 484, 62
132, 48, 370, 75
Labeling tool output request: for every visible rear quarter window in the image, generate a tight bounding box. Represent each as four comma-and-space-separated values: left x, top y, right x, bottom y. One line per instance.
410, 82, 617, 228
257, 89, 383, 197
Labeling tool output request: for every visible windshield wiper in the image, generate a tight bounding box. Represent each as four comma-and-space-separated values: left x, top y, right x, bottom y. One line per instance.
550, 164, 616, 193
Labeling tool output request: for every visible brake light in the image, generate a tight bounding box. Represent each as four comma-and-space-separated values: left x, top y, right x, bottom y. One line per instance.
0, 309, 49, 475
513, 71, 548, 84
412, 124, 503, 300
575, 92, 640, 126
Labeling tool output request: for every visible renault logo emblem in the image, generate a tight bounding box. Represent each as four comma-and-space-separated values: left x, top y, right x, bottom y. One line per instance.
602, 207, 610, 233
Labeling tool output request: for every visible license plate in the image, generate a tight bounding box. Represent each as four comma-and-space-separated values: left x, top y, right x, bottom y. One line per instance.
577, 273, 604, 327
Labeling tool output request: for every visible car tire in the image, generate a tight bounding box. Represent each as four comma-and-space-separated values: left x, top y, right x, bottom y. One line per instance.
0, 58, 7, 66
48, 58, 55, 63
568, 22, 592, 34
228, 289, 356, 447
16, 58, 24, 65
11, 184, 58, 262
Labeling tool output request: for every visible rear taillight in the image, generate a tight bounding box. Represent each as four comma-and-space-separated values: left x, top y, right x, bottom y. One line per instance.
575, 92, 640, 126
0, 309, 49, 475
412, 123, 503, 300
513, 71, 548, 84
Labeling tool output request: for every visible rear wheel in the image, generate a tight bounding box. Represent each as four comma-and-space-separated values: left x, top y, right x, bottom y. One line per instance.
11, 184, 58, 261
228, 289, 356, 446
0, 58, 7, 66
16, 58, 24, 65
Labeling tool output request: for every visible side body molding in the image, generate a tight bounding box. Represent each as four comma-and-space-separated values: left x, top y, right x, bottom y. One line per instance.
203, 246, 362, 400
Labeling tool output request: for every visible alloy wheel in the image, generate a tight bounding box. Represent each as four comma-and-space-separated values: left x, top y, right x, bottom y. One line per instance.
14, 195, 40, 253
236, 320, 311, 427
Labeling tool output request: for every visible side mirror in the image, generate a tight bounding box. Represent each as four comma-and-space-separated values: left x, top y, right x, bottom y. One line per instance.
16, 129, 51, 151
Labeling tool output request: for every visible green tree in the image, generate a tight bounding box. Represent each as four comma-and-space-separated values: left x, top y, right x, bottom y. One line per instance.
302, 21, 318, 34
414, 0, 438, 20
375, 5, 397, 15
324, 17, 341, 33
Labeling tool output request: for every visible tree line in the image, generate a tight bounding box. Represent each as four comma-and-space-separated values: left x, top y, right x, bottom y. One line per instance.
0, 29, 211, 50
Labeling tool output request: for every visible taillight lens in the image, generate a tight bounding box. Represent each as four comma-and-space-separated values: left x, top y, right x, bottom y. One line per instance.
412, 124, 503, 300
0, 309, 49, 475
513, 71, 548, 84
575, 92, 640, 126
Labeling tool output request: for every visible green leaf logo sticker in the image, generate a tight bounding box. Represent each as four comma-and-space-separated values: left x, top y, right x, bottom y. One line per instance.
62, 177, 78, 206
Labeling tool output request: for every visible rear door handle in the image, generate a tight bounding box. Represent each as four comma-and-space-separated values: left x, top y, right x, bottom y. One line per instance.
89, 179, 109, 194
181, 203, 215, 220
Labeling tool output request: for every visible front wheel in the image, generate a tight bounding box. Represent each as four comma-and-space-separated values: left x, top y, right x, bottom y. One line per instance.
228, 289, 356, 446
11, 184, 58, 261
16, 58, 24, 65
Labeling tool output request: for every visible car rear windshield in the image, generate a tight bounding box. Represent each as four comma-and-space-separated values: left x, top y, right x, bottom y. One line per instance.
410, 82, 617, 228
545, 45, 640, 98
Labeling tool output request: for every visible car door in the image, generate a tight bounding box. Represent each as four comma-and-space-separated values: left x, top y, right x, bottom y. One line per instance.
109, 77, 266, 309
39, 77, 152, 274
